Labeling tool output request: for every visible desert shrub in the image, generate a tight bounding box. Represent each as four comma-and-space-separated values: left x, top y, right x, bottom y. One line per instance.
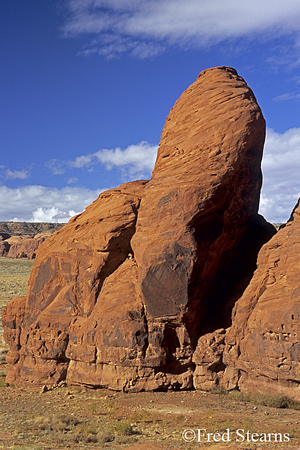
210, 384, 228, 395
228, 390, 251, 402
34, 414, 80, 432
130, 409, 160, 425
228, 390, 300, 410
98, 430, 115, 444
31, 414, 108, 444
130, 409, 150, 423
252, 393, 300, 409
110, 421, 134, 436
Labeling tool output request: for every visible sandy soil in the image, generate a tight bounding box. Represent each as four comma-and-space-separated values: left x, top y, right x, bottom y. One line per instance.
1, 356, 300, 450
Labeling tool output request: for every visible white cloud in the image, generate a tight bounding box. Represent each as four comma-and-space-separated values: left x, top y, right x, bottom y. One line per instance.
5, 169, 30, 180
67, 177, 79, 184
62, 0, 300, 58
94, 141, 158, 176
69, 141, 158, 178
273, 92, 300, 102
259, 128, 300, 223
71, 154, 94, 169
0, 185, 103, 223
2, 131, 299, 224
46, 159, 66, 175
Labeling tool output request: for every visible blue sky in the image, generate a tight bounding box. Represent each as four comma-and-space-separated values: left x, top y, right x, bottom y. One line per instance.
1, 0, 300, 223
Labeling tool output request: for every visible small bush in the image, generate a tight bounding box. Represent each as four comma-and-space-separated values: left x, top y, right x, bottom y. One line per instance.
33, 414, 80, 432
130, 409, 160, 424
210, 385, 228, 395
98, 430, 115, 444
130, 409, 150, 423
228, 390, 251, 402
110, 421, 134, 436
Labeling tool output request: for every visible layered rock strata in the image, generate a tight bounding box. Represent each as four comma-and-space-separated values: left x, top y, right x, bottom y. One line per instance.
3, 67, 274, 390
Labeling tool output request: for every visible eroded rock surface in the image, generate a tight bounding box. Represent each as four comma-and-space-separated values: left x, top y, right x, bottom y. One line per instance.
3, 180, 146, 386
2, 67, 275, 389
130, 66, 274, 381
222, 199, 300, 399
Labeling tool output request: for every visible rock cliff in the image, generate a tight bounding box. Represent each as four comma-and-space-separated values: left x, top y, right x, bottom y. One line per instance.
221, 199, 300, 399
2, 67, 275, 390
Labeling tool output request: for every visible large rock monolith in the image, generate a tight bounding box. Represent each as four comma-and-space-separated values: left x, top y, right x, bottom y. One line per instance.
2, 67, 274, 390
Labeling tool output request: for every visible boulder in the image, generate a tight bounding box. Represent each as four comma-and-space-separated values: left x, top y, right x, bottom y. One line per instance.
193, 329, 226, 391
2, 66, 274, 389
222, 199, 300, 399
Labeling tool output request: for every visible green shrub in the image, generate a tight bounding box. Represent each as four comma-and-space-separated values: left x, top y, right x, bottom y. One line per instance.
110, 421, 134, 436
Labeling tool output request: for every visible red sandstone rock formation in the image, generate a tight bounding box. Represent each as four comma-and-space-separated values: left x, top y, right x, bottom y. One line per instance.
2, 66, 274, 389
0, 223, 64, 259
221, 199, 300, 399
3, 180, 147, 386
6, 233, 50, 259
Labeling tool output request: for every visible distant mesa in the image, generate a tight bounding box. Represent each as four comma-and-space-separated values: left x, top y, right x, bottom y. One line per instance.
0, 222, 64, 259
3, 66, 300, 400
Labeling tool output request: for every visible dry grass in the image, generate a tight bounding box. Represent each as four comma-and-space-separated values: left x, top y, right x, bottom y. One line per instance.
0, 257, 34, 335
13, 402, 138, 447
0, 257, 33, 301
210, 385, 300, 410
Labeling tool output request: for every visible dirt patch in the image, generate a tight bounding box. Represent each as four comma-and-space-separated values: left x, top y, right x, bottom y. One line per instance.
0, 365, 300, 450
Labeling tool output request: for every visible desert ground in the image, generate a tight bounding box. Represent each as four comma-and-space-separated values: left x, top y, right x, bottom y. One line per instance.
1, 257, 300, 450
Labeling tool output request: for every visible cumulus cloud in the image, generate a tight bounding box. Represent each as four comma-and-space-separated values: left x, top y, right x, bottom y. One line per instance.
62, 0, 300, 58
31, 207, 78, 222
0, 185, 103, 223
2, 131, 299, 224
69, 141, 158, 179
94, 142, 158, 177
259, 128, 300, 223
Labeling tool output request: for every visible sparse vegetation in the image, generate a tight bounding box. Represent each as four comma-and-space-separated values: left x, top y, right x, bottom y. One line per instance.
0, 257, 34, 335
210, 384, 228, 395
0, 257, 34, 301
110, 420, 134, 436
210, 384, 300, 410
237, 392, 300, 410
